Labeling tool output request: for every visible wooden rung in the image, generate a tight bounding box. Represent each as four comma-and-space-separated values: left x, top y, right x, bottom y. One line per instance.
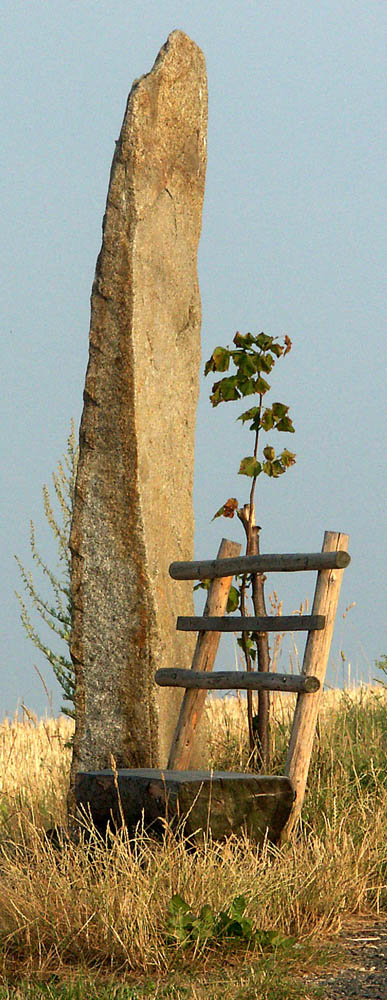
177, 614, 325, 633
169, 550, 351, 580
155, 668, 320, 694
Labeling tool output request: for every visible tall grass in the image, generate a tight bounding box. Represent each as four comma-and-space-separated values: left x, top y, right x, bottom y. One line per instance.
0, 713, 70, 838
0, 688, 385, 989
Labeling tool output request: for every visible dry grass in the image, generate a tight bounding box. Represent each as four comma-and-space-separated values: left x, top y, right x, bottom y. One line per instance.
0, 687, 386, 993
0, 714, 71, 837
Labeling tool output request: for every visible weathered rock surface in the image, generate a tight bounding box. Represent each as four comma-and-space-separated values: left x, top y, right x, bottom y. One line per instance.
75, 770, 295, 844
69, 31, 207, 789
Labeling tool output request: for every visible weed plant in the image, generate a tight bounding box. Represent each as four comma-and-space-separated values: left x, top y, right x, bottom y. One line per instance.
0, 688, 385, 998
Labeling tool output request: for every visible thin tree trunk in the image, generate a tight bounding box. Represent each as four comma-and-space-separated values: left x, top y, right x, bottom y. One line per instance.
250, 525, 271, 770
237, 506, 271, 770
239, 582, 255, 754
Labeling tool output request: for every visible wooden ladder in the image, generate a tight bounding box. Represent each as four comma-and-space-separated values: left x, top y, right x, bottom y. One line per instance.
155, 530, 350, 838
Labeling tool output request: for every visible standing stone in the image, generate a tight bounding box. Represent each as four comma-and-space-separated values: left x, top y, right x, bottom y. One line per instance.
69, 31, 207, 789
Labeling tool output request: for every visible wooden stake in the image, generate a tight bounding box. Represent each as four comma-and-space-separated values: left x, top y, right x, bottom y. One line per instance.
281, 530, 349, 840
167, 537, 241, 770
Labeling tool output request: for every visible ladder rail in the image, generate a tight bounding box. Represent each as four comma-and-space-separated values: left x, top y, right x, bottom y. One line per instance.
281, 530, 349, 839
167, 537, 241, 771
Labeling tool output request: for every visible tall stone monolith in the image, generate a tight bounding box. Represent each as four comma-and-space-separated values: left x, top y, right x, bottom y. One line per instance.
69, 31, 207, 789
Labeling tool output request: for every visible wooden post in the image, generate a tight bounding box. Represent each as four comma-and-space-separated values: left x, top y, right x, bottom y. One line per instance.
281, 530, 349, 840
167, 537, 241, 769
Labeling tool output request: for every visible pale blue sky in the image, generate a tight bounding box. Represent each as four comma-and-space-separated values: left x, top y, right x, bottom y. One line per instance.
1, 0, 386, 717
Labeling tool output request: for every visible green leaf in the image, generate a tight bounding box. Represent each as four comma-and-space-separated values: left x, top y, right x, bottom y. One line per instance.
213, 346, 230, 371
255, 332, 272, 350
239, 456, 262, 478
280, 449, 296, 467
276, 417, 295, 433
196, 904, 216, 942
210, 378, 239, 406
237, 635, 257, 655
237, 406, 260, 424
233, 352, 257, 377
204, 347, 230, 375
168, 894, 191, 917
210, 375, 240, 404
204, 357, 215, 376
238, 378, 257, 397
227, 586, 240, 613
269, 342, 283, 357
254, 376, 270, 394
220, 918, 246, 938
260, 408, 274, 431
272, 402, 289, 419
255, 928, 291, 950
229, 895, 247, 920
209, 385, 221, 406
263, 445, 275, 461
166, 894, 195, 944
259, 353, 275, 374
263, 460, 273, 477
233, 331, 254, 348
216, 896, 254, 940
271, 460, 285, 477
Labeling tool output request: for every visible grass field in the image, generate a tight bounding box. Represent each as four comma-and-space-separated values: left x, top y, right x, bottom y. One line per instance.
0, 685, 386, 998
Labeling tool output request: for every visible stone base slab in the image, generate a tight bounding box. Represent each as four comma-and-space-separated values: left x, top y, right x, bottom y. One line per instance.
75, 769, 295, 843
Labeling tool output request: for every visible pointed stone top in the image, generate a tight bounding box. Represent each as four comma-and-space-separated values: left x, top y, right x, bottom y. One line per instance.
116, 29, 207, 226
145, 29, 206, 78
